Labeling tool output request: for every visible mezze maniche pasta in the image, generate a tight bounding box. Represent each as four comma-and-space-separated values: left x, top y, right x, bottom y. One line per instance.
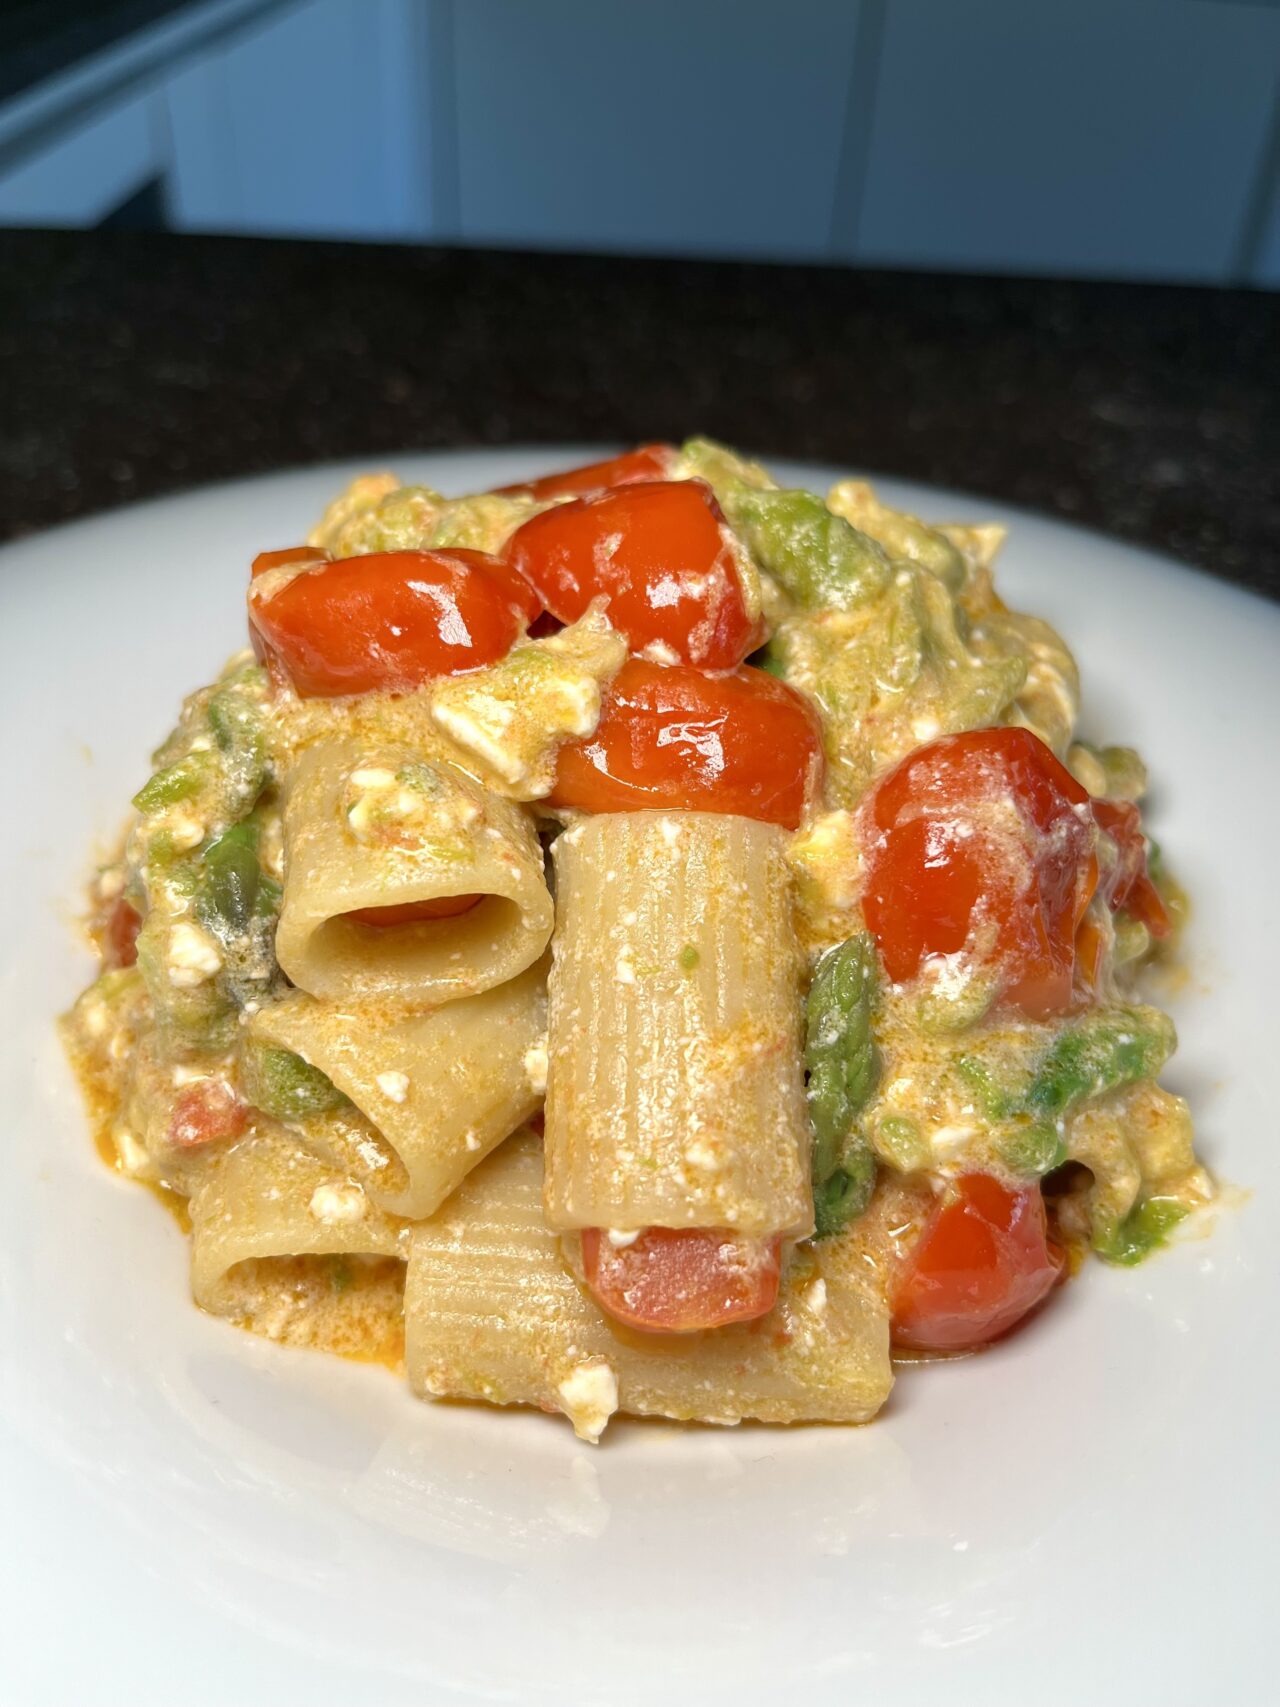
63, 441, 1212, 1443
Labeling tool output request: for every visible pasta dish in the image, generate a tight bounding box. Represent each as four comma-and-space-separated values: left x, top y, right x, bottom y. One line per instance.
63, 442, 1212, 1442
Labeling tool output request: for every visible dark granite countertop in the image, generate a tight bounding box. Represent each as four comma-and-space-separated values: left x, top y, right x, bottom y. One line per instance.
2, 229, 1277, 599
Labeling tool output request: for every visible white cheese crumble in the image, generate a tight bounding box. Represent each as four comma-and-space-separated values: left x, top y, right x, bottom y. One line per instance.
376, 1070, 410, 1103
308, 1181, 367, 1225
350, 767, 397, 789
165, 812, 206, 851
167, 922, 223, 987
803, 1277, 828, 1317
638, 640, 680, 665
431, 697, 526, 786
556, 1359, 619, 1444
95, 867, 125, 901
113, 1127, 149, 1177
523, 1039, 549, 1096
605, 1228, 641, 1249
614, 953, 636, 985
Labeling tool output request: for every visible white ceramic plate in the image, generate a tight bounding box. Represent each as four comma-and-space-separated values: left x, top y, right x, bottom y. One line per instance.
2, 452, 1275, 1707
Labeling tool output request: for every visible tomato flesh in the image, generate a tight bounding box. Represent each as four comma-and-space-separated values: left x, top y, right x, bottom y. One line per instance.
860, 728, 1098, 1018
549, 658, 821, 829
251, 545, 328, 579
168, 1080, 248, 1150
1092, 798, 1170, 939
344, 895, 481, 926
104, 897, 141, 969
505, 479, 762, 667
581, 1226, 782, 1333
248, 548, 528, 698
498, 443, 675, 501
891, 1174, 1063, 1352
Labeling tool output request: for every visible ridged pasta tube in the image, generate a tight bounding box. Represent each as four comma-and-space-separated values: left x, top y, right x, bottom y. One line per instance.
406, 1133, 891, 1439
275, 736, 553, 1005
544, 810, 812, 1238
189, 1126, 410, 1355
246, 959, 548, 1219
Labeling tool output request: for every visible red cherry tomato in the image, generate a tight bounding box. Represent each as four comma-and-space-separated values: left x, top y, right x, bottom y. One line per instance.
891, 1174, 1064, 1353
248, 548, 530, 698
168, 1080, 249, 1150
251, 545, 328, 579
497, 443, 675, 501
505, 480, 763, 667
581, 1226, 782, 1334
103, 897, 141, 969
1092, 799, 1170, 939
859, 728, 1098, 1018
549, 658, 822, 829
344, 895, 481, 927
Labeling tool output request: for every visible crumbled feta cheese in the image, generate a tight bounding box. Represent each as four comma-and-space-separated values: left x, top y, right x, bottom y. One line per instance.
463, 1128, 482, 1152
605, 1228, 640, 1249
803, 1277, 828, 1317
930, 1123, 978, 1162
167, 922, 223, 987
556, 1358, 619, 1444
638, 640, 680, 666
523, 1038, 549, 1096
432, 696, 526, 786
81, 1000, 109, 1039
114, 1127, 148, 1177
308, 1181, 367, 1225
659, 818, 682, 849
685, 1137, 719, 1171
912, 715, 941, 742
171, 1063, 209, 1087
350, 767, 397, 789
165, 812, 205, 851
96, 867, 125, 902
614, 953, 636, 985
376, 1070, 410, 1103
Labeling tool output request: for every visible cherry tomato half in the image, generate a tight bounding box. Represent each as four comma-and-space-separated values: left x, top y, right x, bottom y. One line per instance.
248, 548, 532, 698
1092, 798, 1170, 939
859, 728, 1098, 1019
891, 1174, 1063, 1353
168, 1080, 249, 1150
103, 897, 141, 970
581, 1227, 782, 1334
505, 479, 763, 667
497, 443, 675, 501
549, 658, 822, 829
344, 895, 481, 927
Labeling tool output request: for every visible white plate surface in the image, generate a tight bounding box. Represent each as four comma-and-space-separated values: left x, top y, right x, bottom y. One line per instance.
1, 451, 1275, 1707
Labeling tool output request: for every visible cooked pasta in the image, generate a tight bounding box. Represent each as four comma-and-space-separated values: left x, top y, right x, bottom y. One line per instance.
275, 735, 553, 1005
544, 810, 812, 1237
62, 440, 1212, 1441
246, 959, 548, 1218
406, 1132, 890, 1440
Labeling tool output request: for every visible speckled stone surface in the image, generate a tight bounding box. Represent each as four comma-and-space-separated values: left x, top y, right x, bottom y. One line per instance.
2, 230, 1276, 598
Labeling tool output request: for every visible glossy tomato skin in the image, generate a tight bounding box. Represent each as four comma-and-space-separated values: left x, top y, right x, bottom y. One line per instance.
248, 547, 528, 698
1092, 798, 1170, 939
505, 479, 763, 668
581, 1226, 782, 1333
498, 443, 675, 501
549, 658, 822, 829
891, 1174, 1063, 1353
859, 727, 1098, 1018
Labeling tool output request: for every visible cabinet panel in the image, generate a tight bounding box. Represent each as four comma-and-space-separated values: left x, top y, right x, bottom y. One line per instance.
166, 0, 429, 240
856, 0, 1280, 281
453, 0, 862, 258
0, 90, 163, 225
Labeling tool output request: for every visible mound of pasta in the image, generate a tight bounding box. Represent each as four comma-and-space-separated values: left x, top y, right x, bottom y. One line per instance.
63, 442, 1212, 1442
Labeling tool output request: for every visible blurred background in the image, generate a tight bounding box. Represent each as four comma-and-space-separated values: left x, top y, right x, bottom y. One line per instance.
2, 0, 1278, 285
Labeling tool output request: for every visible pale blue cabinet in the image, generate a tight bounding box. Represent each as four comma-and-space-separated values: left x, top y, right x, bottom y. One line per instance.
165, 0, 433, 240
450, 0, 864, 259
853, 0, 1280, 282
